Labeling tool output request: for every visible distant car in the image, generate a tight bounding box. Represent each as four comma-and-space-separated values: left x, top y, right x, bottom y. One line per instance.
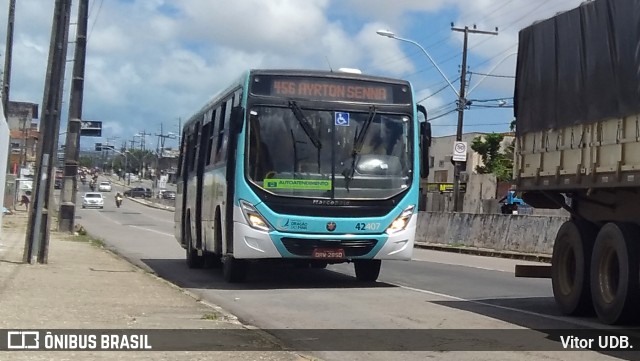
98, 181, 112, 192
124, 187, 152, 198
82, 192, 104, 209
161, 190, 176, 200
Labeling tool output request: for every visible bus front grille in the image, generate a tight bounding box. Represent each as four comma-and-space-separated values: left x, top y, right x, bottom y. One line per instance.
280, 238, 378, 257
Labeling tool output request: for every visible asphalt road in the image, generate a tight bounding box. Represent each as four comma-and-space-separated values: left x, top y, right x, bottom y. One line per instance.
71, 179, 640, 361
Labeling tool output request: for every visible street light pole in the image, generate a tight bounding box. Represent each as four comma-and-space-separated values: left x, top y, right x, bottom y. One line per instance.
376, 30, 459, 98
377, 29, 462, 211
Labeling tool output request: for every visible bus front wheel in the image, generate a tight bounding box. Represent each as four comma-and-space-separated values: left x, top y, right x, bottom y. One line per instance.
223, 255, 248, 283
354, 260, 381, 282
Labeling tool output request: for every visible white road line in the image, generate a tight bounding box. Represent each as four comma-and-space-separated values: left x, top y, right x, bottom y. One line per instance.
128, 225, 173, 237
411, 258, 509, 272
389, 281, 616, 330
93, 208, 173, 237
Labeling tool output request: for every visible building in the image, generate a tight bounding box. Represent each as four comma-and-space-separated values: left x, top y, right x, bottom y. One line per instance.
6, 101, 39, 174
427, 132, 514, 183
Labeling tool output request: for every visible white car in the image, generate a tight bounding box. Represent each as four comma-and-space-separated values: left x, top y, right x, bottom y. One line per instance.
98, 181, 112, 192
82, 192, 104, 209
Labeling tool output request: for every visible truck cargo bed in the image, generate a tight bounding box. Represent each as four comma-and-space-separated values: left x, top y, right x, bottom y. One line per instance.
515, 113, 640, 191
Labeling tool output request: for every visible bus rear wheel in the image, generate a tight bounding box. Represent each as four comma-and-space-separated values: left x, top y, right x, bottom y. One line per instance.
185, 218, 204, 269
223, 255, 248, 283
354, 260, 381, 282
590, 222, 640, 324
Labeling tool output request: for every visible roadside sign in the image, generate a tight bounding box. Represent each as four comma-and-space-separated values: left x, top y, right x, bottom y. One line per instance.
452, 141, 467, 162
80, 121, 102, 137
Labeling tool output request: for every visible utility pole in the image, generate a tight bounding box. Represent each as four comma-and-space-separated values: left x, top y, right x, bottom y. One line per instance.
58, 0, 89, 233
450, 25, 498, 212
155, 123, 177, 155
19, 116, 27, 167
2, 0, 15, 118
138, 130, 151, 151
24, 0, 72, 263
178, 117, 182, 146
154, 123, 176, 190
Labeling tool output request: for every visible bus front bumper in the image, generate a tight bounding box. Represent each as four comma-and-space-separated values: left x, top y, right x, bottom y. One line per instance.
233, 215, 416, 261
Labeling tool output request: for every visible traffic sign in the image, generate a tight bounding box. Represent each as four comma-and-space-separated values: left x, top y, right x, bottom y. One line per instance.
452, 141, 467, 162
80, 121, 102, 137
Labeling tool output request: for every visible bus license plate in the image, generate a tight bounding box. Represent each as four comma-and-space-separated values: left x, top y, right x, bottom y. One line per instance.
312, 248, 345, 259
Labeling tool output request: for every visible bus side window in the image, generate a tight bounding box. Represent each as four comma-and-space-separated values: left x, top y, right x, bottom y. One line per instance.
200, 121, 212, 170
176, 134, 185, 178
215, 98, 232, 164
210, 107, 221, 164
188, 123, 200, 173
206, 109, 217, 166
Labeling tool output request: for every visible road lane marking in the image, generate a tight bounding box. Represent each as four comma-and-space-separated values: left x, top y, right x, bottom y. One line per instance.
410, 258, 509, 272
388, 282, 616, 330
128, 225, 173, 237
93, 207, 174, 237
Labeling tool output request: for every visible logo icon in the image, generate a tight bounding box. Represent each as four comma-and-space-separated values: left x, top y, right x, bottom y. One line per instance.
7, 331, 40, 349
326, 222, 337, 232
335, 112, 350, 126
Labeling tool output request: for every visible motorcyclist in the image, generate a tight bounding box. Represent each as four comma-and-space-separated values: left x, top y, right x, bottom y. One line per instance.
115, 192, 123, 207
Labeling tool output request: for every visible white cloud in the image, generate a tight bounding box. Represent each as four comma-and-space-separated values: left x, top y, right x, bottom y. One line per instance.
0, 0, 594, 142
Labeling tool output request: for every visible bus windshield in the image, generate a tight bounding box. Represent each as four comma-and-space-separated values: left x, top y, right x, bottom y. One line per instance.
246, 105, 412, 199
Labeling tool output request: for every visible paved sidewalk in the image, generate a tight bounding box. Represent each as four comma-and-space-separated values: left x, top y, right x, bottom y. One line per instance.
0, 211, 313, 360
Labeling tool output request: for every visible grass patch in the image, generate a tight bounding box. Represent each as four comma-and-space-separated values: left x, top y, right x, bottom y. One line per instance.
449, 242, 466, 248
66, 227, 105, 248
201, 313, 219, 321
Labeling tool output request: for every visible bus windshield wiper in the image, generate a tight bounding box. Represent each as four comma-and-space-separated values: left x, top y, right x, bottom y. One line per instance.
343, 106, 377, 190
289, 100, 322, 150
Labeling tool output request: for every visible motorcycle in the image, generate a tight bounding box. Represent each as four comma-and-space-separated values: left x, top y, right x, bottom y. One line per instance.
115, 196, 123, 208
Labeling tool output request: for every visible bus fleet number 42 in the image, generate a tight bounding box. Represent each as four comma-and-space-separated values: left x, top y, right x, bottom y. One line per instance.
355, 223, 380, 231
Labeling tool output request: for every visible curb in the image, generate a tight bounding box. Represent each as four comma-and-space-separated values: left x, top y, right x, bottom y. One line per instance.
414, 242, 552, 263
76, 224, 316, 360
77, 226, 244, 326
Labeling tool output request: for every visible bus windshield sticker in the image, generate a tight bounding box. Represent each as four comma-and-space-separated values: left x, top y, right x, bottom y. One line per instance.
264, 179, 332, 190
335, 112, 350, 126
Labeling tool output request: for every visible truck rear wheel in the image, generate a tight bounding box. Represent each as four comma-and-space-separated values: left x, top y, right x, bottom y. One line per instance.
354, 260, 381, 282
590, 222, 640, 324
551, 220, 595, 315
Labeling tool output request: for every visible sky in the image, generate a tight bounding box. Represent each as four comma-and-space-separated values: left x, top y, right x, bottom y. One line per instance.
0, 0, 586, 150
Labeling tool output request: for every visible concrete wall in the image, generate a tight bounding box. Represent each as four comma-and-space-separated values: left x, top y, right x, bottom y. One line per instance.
415, 211, 570, 255
425, 173, 497, 213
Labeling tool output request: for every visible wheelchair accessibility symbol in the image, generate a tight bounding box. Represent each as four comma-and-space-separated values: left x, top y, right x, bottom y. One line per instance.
335, 112, 350, 126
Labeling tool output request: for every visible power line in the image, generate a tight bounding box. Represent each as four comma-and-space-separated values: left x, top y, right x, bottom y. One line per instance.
428, 108, 458, 121
87, 0, 104, 41
468, 71, 515, 79
417, 82, 452, 103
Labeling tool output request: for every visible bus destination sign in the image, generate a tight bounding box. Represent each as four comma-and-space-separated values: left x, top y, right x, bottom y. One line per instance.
256, 77, 397, 104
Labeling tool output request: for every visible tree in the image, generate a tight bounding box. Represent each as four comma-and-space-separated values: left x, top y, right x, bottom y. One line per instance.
79, 156, 94, 168
471, 132, 513, 182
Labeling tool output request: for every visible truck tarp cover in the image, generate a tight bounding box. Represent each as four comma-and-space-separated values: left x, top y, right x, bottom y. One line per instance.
514, 0, 640, 134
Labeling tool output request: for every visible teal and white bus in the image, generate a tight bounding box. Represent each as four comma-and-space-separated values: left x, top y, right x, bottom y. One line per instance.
175, 69, 430, 282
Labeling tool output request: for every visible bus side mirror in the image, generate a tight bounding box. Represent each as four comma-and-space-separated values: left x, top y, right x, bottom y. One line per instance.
229, 107, 244, 135
417, 104, 430, 179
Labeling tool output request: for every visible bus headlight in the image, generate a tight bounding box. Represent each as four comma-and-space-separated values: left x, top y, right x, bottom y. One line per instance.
240, 200, 271, 232
385, 205, 415, 235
